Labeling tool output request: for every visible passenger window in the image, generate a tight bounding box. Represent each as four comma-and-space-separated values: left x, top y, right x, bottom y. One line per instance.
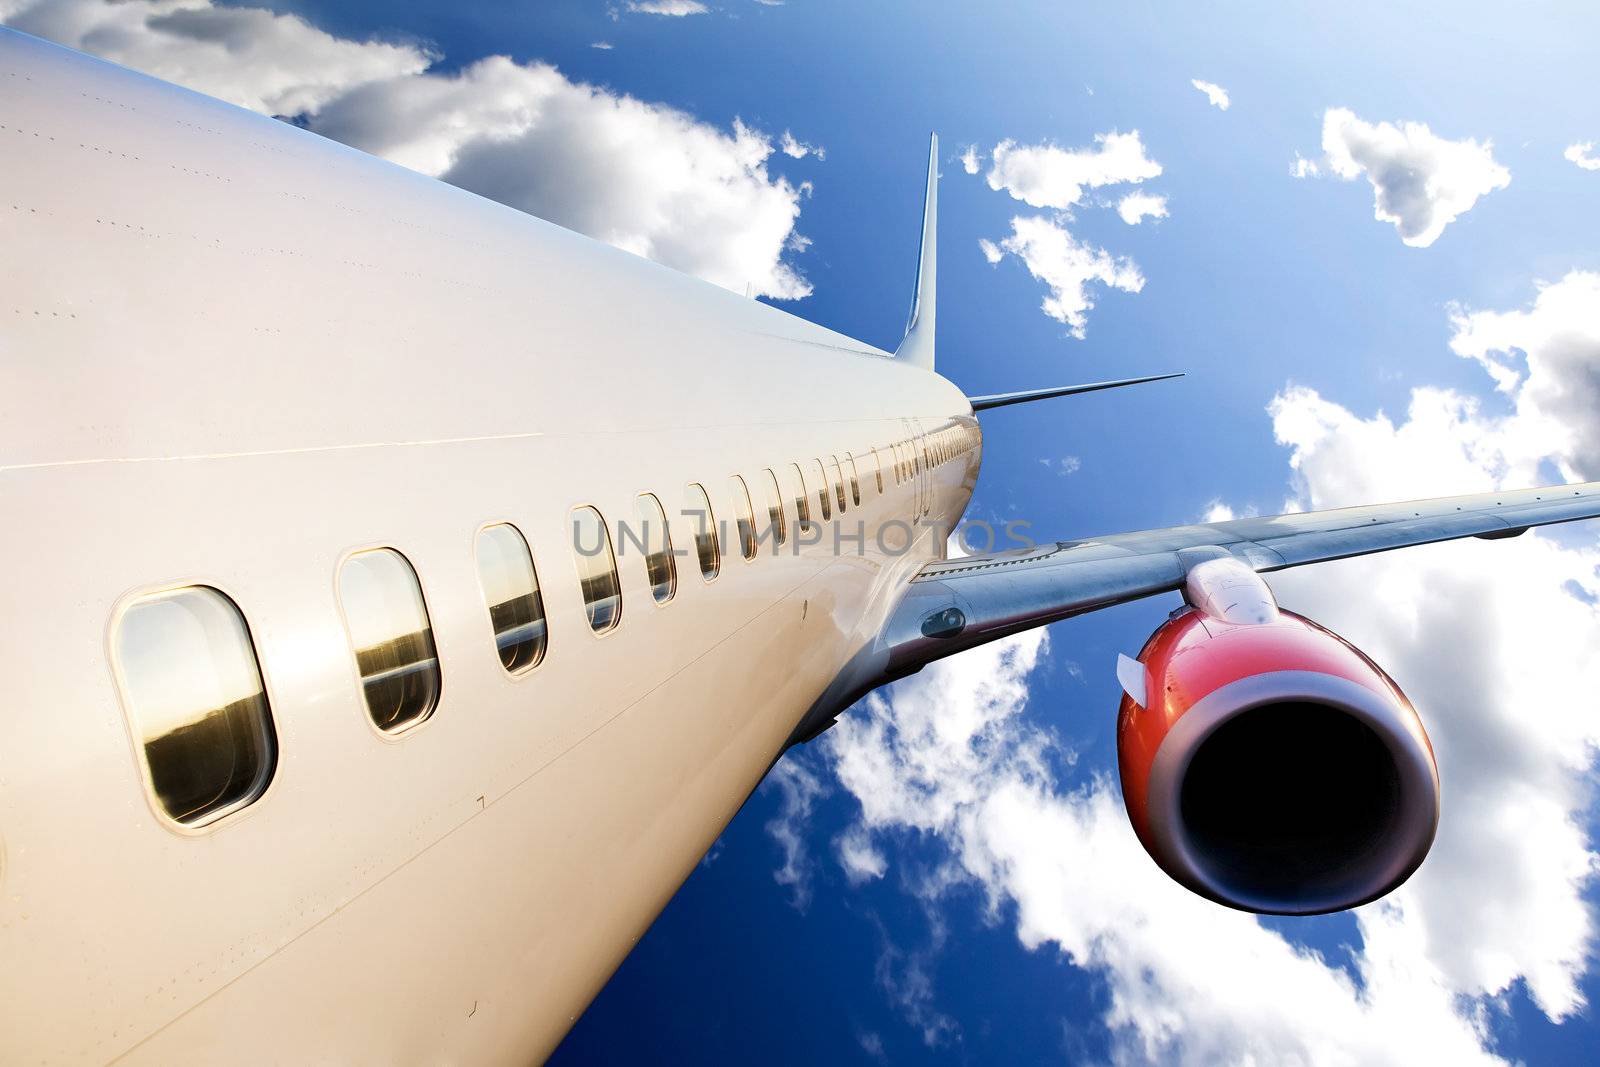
812, 459, 832, 519
338, 548, 442, 734
870, 448, 884, 494
762, 468, 787, 546
730, 475, 758, 560
790, 462, 812, 525
845, 453, 862, 506
114, 586, 277, 826
571, 507, 622, 633
634, 493, 677, 604
474, 523, 547, 674
829, 455, 847, 512
685, 483, 721, 580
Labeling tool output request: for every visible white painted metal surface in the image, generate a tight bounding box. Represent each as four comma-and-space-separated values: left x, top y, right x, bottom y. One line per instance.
0, 30, 978, 1063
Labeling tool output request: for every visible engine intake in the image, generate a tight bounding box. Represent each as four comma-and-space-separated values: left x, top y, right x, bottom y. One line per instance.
1117, 557, 1439, 915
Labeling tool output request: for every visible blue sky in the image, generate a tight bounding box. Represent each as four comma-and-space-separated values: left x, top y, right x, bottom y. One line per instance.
10, 1, 1600, 1061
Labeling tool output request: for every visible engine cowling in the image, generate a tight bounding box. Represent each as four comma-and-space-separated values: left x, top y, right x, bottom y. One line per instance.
1116, 557, 1439, 915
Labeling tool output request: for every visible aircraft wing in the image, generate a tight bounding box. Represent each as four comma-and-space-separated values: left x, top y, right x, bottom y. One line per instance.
875, 480, 1600, 682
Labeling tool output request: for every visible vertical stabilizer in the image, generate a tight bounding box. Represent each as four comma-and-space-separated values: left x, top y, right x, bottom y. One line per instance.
894, 133, 938, 372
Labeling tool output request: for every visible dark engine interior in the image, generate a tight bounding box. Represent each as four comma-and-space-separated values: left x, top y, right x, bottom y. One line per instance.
1179, 701, 1404, 905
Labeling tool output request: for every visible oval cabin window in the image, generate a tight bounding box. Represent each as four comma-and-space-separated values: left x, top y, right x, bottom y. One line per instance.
634, 493, 677, 604
812, 460, 831, 520
762, 469, 787, 546
114, 586, 278, 826
684, 483, 721, 580
570, 507, 623, 634
730, 475, 758, 560
791, 462, 811, 526
474, 523, 547, 674
339, 548, 442, 733
846, 453, 862, 506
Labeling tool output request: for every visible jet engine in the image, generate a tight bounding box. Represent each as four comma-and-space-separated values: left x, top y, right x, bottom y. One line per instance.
1115, 556, 1439, 914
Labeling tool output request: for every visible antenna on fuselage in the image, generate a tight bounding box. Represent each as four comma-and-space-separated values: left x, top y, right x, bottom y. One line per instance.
894, 132, 938, 373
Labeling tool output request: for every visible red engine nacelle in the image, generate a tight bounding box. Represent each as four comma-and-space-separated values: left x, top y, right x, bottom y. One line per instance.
1116, 557, 1439, 914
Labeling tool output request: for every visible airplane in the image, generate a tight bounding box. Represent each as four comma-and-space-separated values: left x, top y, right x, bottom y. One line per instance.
3, 26, 1598, 1064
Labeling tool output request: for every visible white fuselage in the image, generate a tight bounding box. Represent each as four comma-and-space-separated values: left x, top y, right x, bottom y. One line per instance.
0, 31, 978, 1063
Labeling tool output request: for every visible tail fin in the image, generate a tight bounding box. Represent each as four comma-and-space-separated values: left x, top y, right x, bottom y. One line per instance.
894, 133, 938, 372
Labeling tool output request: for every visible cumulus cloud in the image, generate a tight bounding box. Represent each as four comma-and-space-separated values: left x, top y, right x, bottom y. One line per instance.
1446, 271, 1600, 487
1305, 108, 1510, 247
800, 272, 1600, 1056
1266, 407, 1600, 1019
1116, 190, 1168, 225
821, 633, 1512, 1062
1565, 142, 1600, 171
1190, 78, 1229, 110
1290, 151, 1322, 179
590, 40, 614, 50
985, 131, 1161, 210
980, 215, 1144, 337
972, 131, 1161, 334
319, 64, 812, 298
0, 0, 432, 115
3, 0, 815, 299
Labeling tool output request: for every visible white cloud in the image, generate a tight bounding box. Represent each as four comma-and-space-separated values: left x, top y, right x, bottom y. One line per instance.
1266, 393, 1600, 1019
3, 1, 819, 301
1309, 107, 1510, 247
822, 633, 1511, 1063
959, 145, 981, 175
590, 40, 614, 50
810, 272, 1600, 1056
981, 215, 1144, 338
625, 0, 709, 15
1444, 271, 1600, 480
0, 0, 432, 115
1116, 190, 1168, 225
315, 64, 815, 299
1290, 151, 1322, 179
1190, 78, 1230, 110
762, 756, 828, 911
985, 131, 1161, 210
319, 64, 813, 298
779, 130, 824, 160
835, 824, 888, 885
1565, 142, 1600, 172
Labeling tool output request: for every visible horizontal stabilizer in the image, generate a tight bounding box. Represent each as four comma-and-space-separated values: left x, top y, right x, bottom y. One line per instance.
968, 372, 1183, 412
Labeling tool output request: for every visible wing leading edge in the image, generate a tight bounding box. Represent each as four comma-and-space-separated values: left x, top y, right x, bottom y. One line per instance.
788, 480, 1600, 744
891, 480, 1600, 673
